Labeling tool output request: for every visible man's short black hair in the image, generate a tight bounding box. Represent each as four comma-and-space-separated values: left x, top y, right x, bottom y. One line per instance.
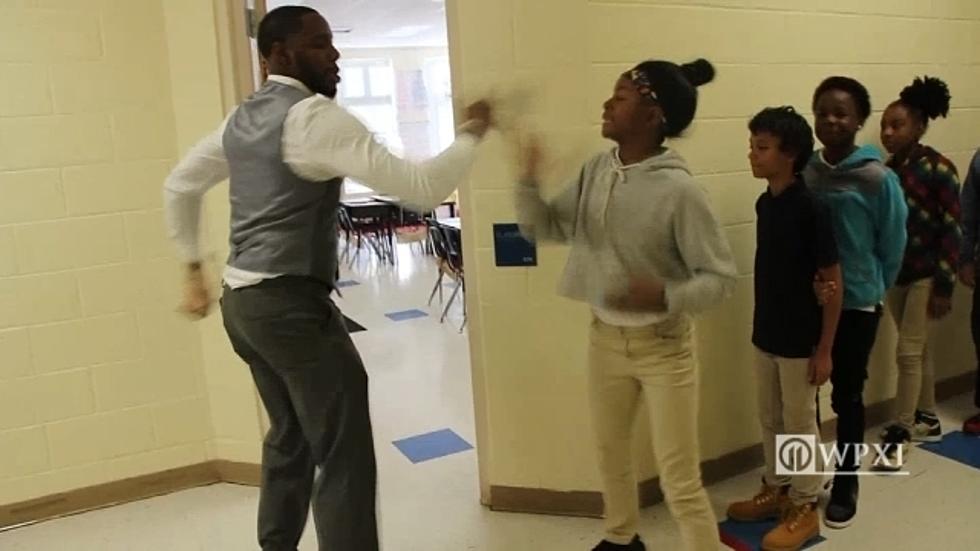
749, 106, 815, 174
257, 6, 319, 57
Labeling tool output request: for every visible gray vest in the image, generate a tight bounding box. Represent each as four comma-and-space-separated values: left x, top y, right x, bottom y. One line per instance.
223, 81, 341, 285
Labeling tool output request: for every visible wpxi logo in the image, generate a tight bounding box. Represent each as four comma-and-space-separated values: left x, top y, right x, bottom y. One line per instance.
775, 435, 910, 476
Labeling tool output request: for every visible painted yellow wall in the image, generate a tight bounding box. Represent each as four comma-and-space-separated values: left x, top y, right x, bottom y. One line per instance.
0, 0, 269, 506
448, 0, 980, 496
3, 0, 978, 512
161, 0, 266, 466
0, 0, 211, 504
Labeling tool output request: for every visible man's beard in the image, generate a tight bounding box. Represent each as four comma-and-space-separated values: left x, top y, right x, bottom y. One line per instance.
295, 54, 336, 98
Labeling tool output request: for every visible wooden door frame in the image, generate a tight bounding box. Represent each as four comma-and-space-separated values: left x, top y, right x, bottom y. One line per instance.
213, 0, 265, 110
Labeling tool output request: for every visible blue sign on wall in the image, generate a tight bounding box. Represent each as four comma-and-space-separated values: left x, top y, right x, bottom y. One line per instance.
493, 223, 537, 267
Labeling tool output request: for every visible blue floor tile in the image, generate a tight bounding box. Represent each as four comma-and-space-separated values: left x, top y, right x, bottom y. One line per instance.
336, 279, 360, 288
920, 431, 980, 470
720, 518, 825, 550
385, 309, 429, 322
393, 429, 473, 464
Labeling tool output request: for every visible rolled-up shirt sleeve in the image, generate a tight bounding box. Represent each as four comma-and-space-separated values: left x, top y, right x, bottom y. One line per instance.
163, 115, 230, 263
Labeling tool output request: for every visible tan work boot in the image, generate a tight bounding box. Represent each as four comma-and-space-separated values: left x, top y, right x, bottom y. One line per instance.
762, 501, 820, 551
726, 484, 789, 522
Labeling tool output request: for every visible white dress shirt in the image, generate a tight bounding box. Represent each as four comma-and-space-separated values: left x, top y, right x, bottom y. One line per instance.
164, 75, 479, 288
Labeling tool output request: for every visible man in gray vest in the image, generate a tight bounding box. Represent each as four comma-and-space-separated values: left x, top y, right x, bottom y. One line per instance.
163, 6, 492, 551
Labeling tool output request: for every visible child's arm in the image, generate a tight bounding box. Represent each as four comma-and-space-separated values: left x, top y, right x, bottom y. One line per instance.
928, 158, 961, 318
514, 138, 583, 244
813, 263, 843, 384
958, 150, 980, 288
811, 201, 841, 385
663, 183, 737, 314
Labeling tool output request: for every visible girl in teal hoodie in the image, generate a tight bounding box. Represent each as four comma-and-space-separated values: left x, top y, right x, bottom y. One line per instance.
803, 76, 908, 530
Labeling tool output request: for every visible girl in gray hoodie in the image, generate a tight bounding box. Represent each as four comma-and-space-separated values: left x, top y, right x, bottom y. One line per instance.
515, 59, 736, 551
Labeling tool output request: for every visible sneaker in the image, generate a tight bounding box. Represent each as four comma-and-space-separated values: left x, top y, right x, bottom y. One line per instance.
727, 484, 790, 522
872, 424, 910, 471
964, 412, 980, 436
824, 475, 858, 529
911, 410, 942, 442
762, 501, 820, 551
591, 535, 645, 551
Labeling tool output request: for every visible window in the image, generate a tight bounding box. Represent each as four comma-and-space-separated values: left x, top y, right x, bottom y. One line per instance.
338, 59, 401, 152
423, 56, 455, 154
334, 55, 456, 198
337, 59, 401, 195
339, 59, 395, 104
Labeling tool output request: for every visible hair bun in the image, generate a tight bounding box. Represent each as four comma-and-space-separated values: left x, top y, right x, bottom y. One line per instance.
680, 59, 715, 87
900, 76, 951, 120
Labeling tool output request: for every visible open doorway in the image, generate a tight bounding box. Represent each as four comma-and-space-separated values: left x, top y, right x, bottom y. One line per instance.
265, 0, 456, 199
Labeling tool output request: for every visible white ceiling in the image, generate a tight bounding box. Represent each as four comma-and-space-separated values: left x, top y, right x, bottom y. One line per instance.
267, 0, 449, 49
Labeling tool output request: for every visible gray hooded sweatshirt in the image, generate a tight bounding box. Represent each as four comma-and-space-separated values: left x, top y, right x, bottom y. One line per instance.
515, 147, 736, 321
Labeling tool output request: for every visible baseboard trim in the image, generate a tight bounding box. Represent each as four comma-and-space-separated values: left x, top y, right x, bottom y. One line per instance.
0, 462, 224, 532
3, 372, 974, 529
490, 441, 767, 518
0, 460, 268, 531
213, 460, 262, 486
935, 371, 975, 405
489, 486, 604, 518
489, 371, 975, 517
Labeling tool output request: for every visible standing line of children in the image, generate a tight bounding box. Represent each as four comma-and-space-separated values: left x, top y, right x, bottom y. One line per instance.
515, 60, 977, 551
727, 73, 972, 551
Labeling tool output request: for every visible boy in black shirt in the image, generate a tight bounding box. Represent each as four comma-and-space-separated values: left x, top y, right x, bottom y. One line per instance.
726, 107, 843, 551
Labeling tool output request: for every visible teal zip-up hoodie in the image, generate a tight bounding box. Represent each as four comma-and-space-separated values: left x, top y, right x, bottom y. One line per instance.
802, 145, 908, 310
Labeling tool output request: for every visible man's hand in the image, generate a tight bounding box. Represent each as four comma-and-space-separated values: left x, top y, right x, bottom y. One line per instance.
179, 266, 212, 320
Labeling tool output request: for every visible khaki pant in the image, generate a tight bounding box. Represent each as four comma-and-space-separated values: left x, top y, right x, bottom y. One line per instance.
754, 349, 823, 505
588, 316, 720, 551
887, 279, 938, 429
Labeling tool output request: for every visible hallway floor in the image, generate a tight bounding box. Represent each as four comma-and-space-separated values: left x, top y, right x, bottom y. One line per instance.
3, 244, 978, 550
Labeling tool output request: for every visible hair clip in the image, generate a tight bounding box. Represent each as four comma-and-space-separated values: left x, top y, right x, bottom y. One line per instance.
627, 69, 659, 102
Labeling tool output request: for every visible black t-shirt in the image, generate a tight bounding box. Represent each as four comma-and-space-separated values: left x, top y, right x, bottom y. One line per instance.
753, 178, 839, 358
